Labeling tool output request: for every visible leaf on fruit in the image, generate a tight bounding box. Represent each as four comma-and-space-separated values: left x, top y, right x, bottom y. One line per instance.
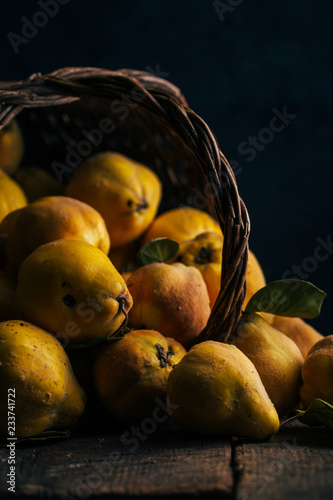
137, 238, 179, 266
245, 279, 326, 318
298, 399, 333, 430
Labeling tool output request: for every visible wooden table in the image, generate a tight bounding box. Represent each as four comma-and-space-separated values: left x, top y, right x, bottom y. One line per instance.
1, 406, 332, 500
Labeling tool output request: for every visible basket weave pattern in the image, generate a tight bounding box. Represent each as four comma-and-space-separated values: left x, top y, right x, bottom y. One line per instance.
0, 67, 250, 344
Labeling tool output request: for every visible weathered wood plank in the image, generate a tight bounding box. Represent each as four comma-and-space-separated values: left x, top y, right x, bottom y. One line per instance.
0, 413, 233, 499
233, 421, 333, 500
2, 411, 333, 500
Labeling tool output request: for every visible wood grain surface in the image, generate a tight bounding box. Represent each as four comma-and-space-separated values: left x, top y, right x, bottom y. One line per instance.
233, 421, 333, 500
0, 409, 332, 500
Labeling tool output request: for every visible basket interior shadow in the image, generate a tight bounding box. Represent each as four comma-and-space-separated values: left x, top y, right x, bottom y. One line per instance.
0, 67, 250, 344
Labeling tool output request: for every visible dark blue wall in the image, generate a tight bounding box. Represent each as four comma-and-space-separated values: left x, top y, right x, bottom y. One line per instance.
1, 0, 332, 334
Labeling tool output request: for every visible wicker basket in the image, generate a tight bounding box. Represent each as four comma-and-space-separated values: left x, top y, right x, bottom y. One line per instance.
0, 67, 250, 344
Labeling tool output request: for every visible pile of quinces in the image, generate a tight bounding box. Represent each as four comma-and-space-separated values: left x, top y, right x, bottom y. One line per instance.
0, 120, 331, 442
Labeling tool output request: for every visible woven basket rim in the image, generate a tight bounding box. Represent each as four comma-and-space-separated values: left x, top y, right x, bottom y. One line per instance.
0, 66, 250, 344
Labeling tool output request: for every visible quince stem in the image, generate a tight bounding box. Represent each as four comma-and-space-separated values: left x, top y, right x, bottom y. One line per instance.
155, 343, 174, 368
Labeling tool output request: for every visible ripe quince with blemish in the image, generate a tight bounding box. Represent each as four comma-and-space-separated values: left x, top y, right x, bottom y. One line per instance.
93, 329, 186, 423
15, 239, 133, 345
0, 195, 110, 275
0, 320, 86, 438
166, 341, 280, 440
66, 151, 162, 248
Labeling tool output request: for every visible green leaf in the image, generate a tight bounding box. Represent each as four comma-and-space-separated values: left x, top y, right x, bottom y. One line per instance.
298, 399, 333, 430
245, 279, 326, 318
137, 238, 179, 266
0, 427, 73, 447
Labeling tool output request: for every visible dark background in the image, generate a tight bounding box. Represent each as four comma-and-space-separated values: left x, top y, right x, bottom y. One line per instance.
1, 0, 332, 334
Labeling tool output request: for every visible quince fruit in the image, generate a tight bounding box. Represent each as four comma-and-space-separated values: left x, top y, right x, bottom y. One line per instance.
0, 120, 24, 175
93, 329, 186, 423
15, 239, 133, 345
166, 341, 280, 440
0, 168, 27, 224
270, 315, 323, 358
142, 206, 221, 245
66, 152, 162, 248
300, 335, 333, 408
0, 195, 110, 275
232, 312, 304, 416
14, 166, 64, 202
169, 231, 266, 309
243, 248, 267, 308
169, 232, 222, 307
125, 262, 211, 348
0, 320, 86, 438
